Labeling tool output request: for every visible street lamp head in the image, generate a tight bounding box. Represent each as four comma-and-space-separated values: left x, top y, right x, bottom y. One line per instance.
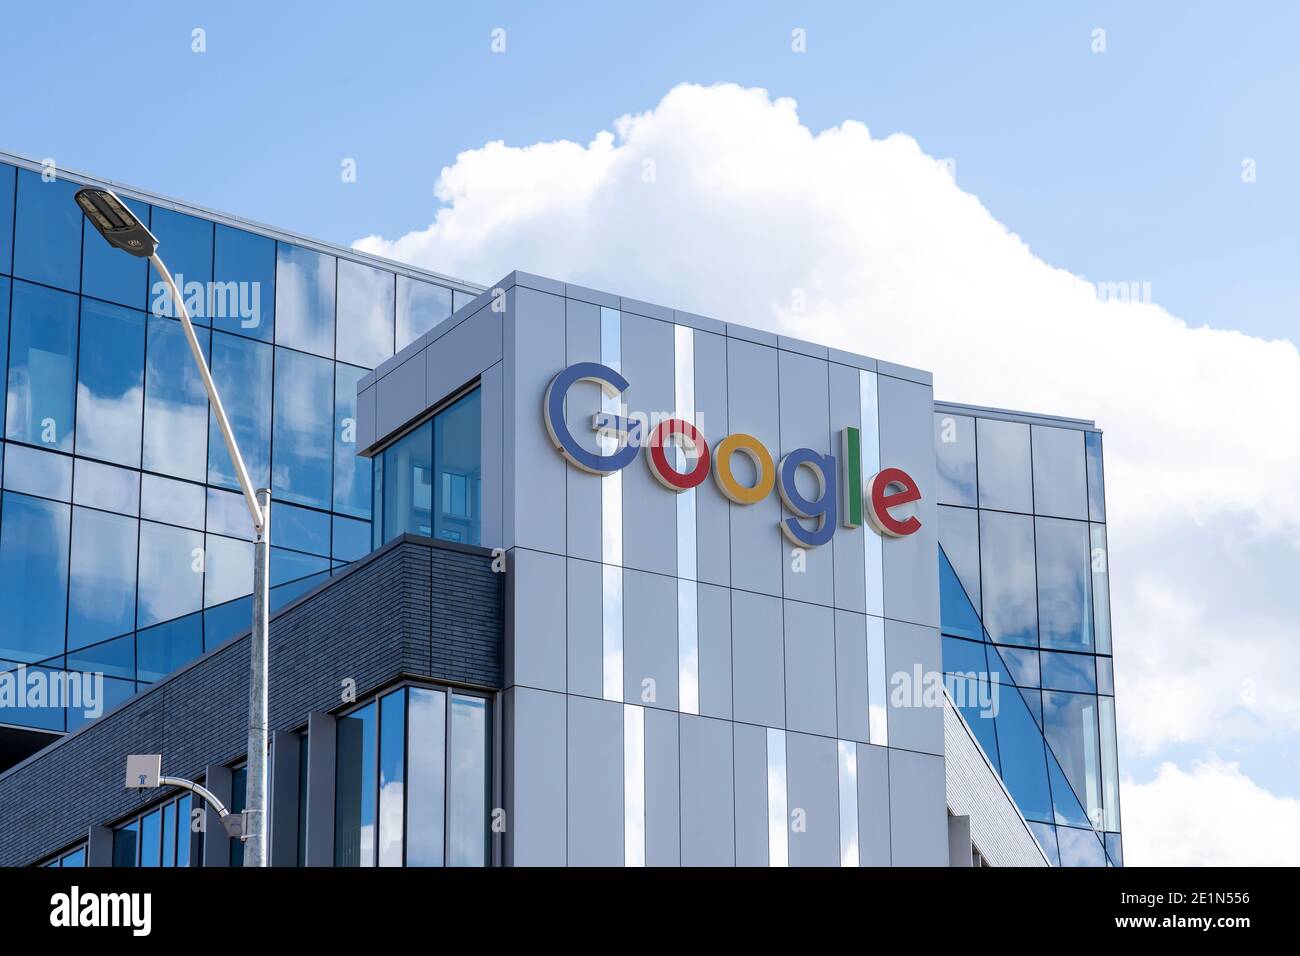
75, 188, 157, 258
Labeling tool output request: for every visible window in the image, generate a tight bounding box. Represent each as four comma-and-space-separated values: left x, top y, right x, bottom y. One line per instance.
0, 162, 14, 274
113, 793, 195, 867
136, 521, 204, 628
395, 277, 451, 351
333, 364, 371, 518
371, 387, 482, 549
978, 509, 1037, 647
275, 243, 335, 358
934, 412, 976, 506
976, 418, 1032, 513
213, 225, 274, 341
76, 298, 145, 466
67, 507, 137, 651
335, 685, 491, 867
142, 313, 210, 481
13, 171, 81, 292
272, 347, 334, 508
1035, 517, 1093, 652
6, 280, 78, 451
148, 208, 213, 325
1031, 425, 1087, 520
0, 492, 70, 662
208, 331, 272, 490
336, 259, 394, 368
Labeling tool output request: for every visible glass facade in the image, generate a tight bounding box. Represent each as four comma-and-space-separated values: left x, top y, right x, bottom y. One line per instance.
108, 792, 195, 867
935, 410, 1121, 866
371, 386, 481, 549
0, 160, 466, 738
334, 685, 492, 867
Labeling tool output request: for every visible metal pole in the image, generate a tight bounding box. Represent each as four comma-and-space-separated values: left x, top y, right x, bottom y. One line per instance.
244, 487, 271, 867
150, 251, 269, 866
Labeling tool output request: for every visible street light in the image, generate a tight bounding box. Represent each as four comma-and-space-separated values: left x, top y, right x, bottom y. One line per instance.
78, 188, 271, 867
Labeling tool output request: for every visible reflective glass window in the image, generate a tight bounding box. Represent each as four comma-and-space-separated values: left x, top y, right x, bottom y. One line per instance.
136, 521, 204, 628
206, 487, 254, 540
1097, 656, 1114, 696
212, 224, 274, 341
136, 615, 203, 683
143, 314, 210, 481
160, 801, 177, 867
204, 595, 252, 651
13, 171, 81, 291
148, 208, 213, 326
380, 420, 432, 544
407, 687, 446, 867
176, 794, 193, 866
67, 674, 133, 731
270, 547, 329, 588
272, 347, 334, 508
433, 389, 481, 545
1, 661, 66, 732
934, 412, 976, 506
332, 515, 370, 562
1091, 523, 1112, 654
1036, 517, 1093, 652
76, 298, 145, 466
275, 501, 331, 557
1056, 824, 1106, 867
1029, 821, 1060, 866
1031, 425, 1087, 520
396, 277, 452, 351
140, 474, 205, 530
453, 289, 476, 312
275, 243, 335, 357
938, 504, 980, 612
2, 442, 72, 500
337, 259, 394, 368
0, 277, 9, 426
334, 363, 370, 518
993, 644, 1040, 687
335, 701, 377, 866
939, 548, 982, 641
1043, 690, 1102, 829
0, 162, 14, 273
1040, 650, 1096, 693
208, 331, 271, 490
62, 848, 86, 868
1085, 431, 1106, 522
448, 693, 490, 867
978, 510, 1038, 646
6, 280, 78, 451
976, 418, 1032, 513
1100, 696, 1121, 832
68, 507, 137, 650
68, 633, 134, 680
139, 809, 161, 867
113, 821, 139, 867
74, 456, 140, 516
991, 679, 1053, 823
82, 196, 149, 309
204, 534, 252, 607
378, 689, 406, 867
0, 492, 69, 662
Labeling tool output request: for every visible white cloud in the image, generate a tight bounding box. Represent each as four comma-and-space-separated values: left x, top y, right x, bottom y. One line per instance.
355, 82, 1300, 760
1123, 758, 1300, 865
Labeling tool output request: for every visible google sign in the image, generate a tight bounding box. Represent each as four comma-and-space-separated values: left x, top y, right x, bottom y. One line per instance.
544, 362, 922, 548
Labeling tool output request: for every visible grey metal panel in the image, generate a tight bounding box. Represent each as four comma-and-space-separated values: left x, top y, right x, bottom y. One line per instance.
644, 707, 681, 866
884, 619, 944, 756
696, 582, 733, 720
506, 287, 568, 554
619, 296, 673, 322
726, 322, 778, 348
86, 826, 113, 867
888, 749, 948, 866
778, 349, 835, 606
785, 731, 839, 867
679, 714, 736, 866
564, 297, 603, 563
725, 338, 783, 597
425, 305, 501, 407
374, 351, 428, 444
783, 599, 837, 737
507, 687, 566, 866
778, 335, 829, 361
566, 695, 623, 866
829, 362, 866, 612
828, 348, 878, 372
835, 610, 870, 743
479, 362, 505, 550
622, 568, 678, 710
567, 558, 603, 698
356, 384, 377, 455
203, 764, 233, 867
672, 308, 727, 336
877, 374, 940, 628
269, 729, 300, 867
564, 282, 620, 309
507, 548, 566, 692
619, 312, 677, 577
731, 590, 785, 728
304, 711, 336, 867
692, 328, 731, 587
876, 361, 933, 386
508, 271, 566, 296
733, 721, 769, 867
857, 743, 891, 866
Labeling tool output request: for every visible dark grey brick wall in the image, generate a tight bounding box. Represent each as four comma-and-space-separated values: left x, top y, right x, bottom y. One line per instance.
0, 535, 502, 867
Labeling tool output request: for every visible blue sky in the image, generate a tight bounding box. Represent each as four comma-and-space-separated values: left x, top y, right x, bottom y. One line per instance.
2, 1, 1296, 340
